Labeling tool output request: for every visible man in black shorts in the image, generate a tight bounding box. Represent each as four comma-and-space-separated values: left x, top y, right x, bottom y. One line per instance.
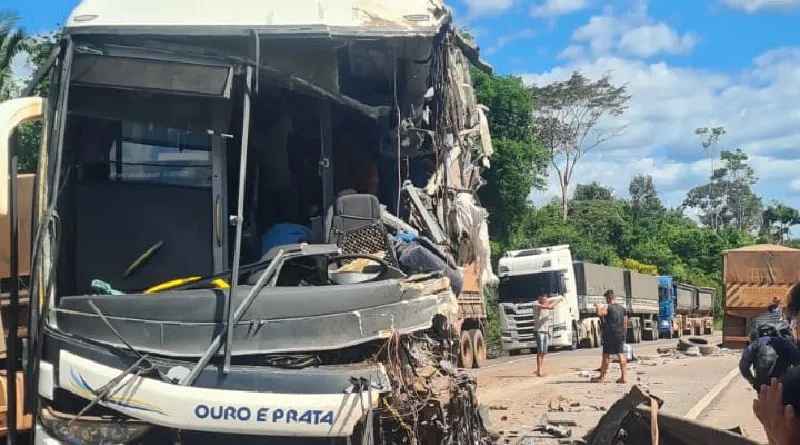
591, 289, 628, 384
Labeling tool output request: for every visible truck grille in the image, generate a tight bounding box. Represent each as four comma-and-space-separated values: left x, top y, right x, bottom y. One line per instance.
503, 305, 552, 340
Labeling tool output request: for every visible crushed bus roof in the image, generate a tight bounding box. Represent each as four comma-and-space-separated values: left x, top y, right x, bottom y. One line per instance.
65, 0, 451, 36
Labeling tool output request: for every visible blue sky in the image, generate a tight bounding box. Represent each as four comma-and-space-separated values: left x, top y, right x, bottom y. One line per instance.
9, 0, 800, 214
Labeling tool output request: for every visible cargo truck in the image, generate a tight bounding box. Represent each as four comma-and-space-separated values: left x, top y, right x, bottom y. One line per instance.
497, 245, 581, 353
657, 277, 714, 338
497, 244, 659, 354
722, 244, 800, 347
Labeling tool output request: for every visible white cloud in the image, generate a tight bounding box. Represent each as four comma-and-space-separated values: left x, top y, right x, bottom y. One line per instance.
461, 0, 515, 18
721, 0, 800, 13
618, 24, 698, 58
521, 48, 800, 212
569, 3, 698, 59
485, 28, 536, 55
530, 0, 591, 18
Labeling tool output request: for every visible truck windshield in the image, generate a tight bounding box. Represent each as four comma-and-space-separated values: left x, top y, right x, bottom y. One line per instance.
658, 287, 669, 301
498, 272, 559, 303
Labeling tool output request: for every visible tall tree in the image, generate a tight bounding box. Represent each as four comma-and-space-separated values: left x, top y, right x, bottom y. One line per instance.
0, 10, 25, 99
628, 174, 663, 222
683, 148, 762, 232
694, 126, 726, 230
530, 71, 630, 220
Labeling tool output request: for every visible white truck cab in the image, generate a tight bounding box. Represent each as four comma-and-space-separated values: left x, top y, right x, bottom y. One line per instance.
496, 245, 580, 353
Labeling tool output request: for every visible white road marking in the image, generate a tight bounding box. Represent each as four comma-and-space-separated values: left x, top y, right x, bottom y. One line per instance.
683, 367, 739, 420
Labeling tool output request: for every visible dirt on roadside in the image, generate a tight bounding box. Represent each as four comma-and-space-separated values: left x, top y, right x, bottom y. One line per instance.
473, 337, 746, 444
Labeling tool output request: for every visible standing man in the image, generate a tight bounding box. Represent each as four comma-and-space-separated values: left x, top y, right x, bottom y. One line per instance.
532, 293, 563, 377
591, 290, 628, 384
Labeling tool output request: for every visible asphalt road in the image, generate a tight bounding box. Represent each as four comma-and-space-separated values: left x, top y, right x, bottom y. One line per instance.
480, 336, 704, 370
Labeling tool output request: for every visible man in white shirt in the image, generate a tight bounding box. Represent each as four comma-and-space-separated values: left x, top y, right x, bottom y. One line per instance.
532, 294, 563, 377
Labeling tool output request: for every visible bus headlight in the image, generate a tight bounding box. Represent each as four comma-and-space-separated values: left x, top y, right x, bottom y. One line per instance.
40, 407, 150, 444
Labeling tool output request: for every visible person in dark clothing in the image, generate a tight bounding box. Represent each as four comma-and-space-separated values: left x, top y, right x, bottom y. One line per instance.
740, 323, 800, 389
591, 289, 628, 384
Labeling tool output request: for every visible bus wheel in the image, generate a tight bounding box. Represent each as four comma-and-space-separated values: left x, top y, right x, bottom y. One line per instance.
470, 329, 487, 368
459, 330, 474, 369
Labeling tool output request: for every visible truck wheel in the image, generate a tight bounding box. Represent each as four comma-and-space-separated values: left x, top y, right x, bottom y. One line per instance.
469, 329, 487, 368
509, 349, 522, 357
459, 330, 474, 369
568, 326, 578, 350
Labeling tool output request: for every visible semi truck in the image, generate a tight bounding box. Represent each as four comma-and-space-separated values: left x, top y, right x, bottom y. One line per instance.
723, 244, 800, 348
657, 276, 714, 338
0, 0, 500, 443
497, 244, 659, 355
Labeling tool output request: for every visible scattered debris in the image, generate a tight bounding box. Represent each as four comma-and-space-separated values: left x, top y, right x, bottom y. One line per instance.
699, 345, 717, 355
683, 347, 700, 357
534, 424, 572, 438
548, 419, 579, 427
549, 395, 570, 412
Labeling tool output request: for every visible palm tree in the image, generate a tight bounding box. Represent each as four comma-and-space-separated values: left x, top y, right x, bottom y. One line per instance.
0, 10, 25, 98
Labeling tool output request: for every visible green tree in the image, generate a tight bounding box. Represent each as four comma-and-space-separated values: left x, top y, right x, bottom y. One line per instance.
0, 10, 25, 99
573, 181, 613, 201
683, 148, 762, 232
20, 30, 58, 96
11, 31, 58, 172
762, 201, 800, 244
530, 71, 630, 220
471, 67, 548, 247
695, 126, 726, 230
628, 174, 664, 222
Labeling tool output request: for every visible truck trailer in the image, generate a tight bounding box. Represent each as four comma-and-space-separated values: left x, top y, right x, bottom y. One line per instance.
657, 277, 714, 338
722, 244, 800, 348
0, 0, 500, 443
623, 270, 659, 342
572, 261, 624, 348
0, 174, 34, 436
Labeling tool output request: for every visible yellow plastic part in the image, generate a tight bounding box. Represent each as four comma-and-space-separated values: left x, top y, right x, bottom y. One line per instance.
144, 276, 230, 294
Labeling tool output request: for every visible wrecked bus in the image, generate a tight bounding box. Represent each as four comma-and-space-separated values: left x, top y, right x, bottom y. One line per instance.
0, 0, 499, 443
